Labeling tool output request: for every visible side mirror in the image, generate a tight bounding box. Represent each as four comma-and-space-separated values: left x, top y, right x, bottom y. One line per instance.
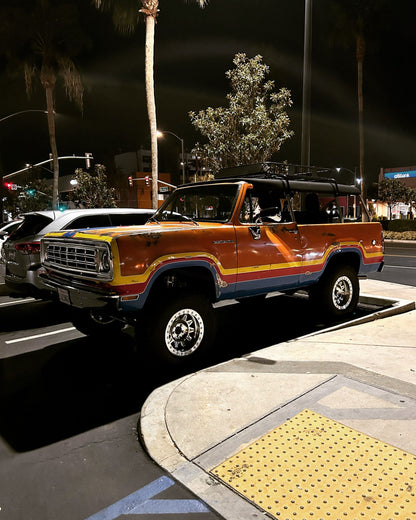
249, 225, 261, 240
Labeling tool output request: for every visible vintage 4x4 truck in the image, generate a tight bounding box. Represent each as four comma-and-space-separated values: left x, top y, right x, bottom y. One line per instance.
40, 164, 384, 363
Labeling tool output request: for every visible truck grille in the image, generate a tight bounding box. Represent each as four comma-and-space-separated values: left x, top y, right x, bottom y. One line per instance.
46, 243, 97, 272
42, 239, 113, 280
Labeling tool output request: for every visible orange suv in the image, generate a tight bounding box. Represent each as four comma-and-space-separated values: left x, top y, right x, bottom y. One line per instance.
41, 164, 384, 364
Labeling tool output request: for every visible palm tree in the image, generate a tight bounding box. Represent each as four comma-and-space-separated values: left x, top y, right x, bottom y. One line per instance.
93, 0, 208, 209
0, 1, 85, 210
331, 0, 386, 203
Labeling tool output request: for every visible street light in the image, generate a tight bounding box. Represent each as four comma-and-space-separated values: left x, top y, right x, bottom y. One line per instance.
157, 130, 186, 184
0, 109, 48, 123
4, 155, 94, 180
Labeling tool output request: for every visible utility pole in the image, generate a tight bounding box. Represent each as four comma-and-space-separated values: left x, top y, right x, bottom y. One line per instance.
301, 0, 313, 168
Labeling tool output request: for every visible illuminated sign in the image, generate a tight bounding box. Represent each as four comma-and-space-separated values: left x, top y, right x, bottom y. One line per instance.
384, 170, 416, 179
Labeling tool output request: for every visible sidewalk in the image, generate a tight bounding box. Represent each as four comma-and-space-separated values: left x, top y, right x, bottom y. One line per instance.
140, 279, 416, 520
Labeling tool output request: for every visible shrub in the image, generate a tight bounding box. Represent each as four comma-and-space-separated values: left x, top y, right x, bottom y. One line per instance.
384, 219, 416, 232
384, 230, 416, 240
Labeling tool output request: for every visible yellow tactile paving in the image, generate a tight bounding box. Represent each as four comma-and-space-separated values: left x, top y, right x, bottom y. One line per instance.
211, 409, 416, 519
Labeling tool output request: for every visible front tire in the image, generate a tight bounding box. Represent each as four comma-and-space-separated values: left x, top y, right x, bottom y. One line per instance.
311, 265, 359, 318
140, 293, 216, 365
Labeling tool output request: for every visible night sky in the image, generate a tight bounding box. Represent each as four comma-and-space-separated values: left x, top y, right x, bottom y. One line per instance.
0, 0, 415, 194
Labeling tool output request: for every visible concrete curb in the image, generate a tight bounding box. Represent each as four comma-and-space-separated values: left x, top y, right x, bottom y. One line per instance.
298, 293, 415, 339
139, 288, 415, 478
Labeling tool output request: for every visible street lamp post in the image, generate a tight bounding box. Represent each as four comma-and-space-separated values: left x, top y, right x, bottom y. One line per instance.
157, 130, 186, 184
3, 155, 94, 181
301, 0, 313, 167
0, 109, 48, 124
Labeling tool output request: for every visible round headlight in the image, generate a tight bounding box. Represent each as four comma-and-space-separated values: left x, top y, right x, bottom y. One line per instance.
99, 251, 111, 272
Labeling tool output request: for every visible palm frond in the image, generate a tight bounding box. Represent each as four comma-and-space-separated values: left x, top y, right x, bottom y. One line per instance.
92, 0, 140, 34
58, 56, 84, 113
23, 62, 37, 97
184, 0, 208, 6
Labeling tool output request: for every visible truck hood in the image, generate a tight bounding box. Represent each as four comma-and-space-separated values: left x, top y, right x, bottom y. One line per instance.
45, 221, 226, 242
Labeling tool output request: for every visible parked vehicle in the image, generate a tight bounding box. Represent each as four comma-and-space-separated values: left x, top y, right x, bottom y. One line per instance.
0, 220, 23, 260
3, 208, 154, 298
40, 163, 384, 364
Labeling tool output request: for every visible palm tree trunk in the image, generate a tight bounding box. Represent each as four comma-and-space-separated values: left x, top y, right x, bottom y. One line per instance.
143, 12, 158, 210
44, 83, 59, 210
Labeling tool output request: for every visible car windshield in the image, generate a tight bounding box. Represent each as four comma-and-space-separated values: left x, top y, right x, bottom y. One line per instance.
154, 183, 240, 223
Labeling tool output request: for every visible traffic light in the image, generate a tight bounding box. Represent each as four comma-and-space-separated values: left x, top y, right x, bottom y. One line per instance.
26, 188, 36, 197
128, 176, 133, 187
145, 176, 150, 186
4, 182, 13, 190
85, 152, 92, 169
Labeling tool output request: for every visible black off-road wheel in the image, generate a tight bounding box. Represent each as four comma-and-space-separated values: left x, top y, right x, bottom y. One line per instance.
70, 308, 124, 337
310, 264, 359, 318
140, 292, 216, 365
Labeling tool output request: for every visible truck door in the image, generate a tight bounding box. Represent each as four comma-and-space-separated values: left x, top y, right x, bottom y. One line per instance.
234, 187, 302, 298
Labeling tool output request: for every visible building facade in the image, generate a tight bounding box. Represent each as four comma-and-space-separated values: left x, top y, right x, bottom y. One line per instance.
379, 165, 416, 189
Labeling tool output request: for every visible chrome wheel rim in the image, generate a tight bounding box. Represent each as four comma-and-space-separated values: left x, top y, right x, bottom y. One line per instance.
332, 276, 353, 310
165, 308, 204, 357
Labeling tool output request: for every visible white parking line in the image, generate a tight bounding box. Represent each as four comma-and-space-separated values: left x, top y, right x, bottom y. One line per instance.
384, 265, 416, 270
5, 327, 76, 344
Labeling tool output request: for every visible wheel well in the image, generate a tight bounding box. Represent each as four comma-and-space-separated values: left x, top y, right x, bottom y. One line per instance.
147, 267, 217, 303
326, 251, 360, 273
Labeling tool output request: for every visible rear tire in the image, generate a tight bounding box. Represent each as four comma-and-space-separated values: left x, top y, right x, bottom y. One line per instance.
311, 264, 359, 318
140, 292, 216, 365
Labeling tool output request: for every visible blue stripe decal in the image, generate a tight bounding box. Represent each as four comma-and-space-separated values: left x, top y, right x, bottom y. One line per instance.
84, 476, 210, 519
234, 273, 299, 298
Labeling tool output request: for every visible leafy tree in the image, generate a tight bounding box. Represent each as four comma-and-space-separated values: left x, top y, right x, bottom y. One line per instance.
70, 164, 117, 208
0, 0, 87, 210
189, 54, 294, 173
403, 187, 416, 219
378, 178, 408, 220
17, 179, 53, 214
1, 183, 19, 219
2, 168, 52, 216
93, 0, 208, 208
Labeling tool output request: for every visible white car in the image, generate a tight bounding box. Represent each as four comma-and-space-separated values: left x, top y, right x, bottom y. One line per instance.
0, 220, 23, 261
3, 208, 154, 298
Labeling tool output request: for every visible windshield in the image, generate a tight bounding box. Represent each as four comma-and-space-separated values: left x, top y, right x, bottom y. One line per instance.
154, 183, 240, 223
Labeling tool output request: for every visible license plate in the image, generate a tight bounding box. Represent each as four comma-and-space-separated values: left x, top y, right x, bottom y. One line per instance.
58, 287, 71, 305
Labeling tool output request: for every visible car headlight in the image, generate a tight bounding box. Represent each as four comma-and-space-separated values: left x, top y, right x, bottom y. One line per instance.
98, 250, 112, 273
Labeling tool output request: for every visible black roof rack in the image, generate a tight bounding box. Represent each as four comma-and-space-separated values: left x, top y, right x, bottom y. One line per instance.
216, 162, 338, 182
215, 162, 363, 195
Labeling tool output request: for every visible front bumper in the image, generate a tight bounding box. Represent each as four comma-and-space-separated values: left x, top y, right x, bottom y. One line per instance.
40, 273, 119, 310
